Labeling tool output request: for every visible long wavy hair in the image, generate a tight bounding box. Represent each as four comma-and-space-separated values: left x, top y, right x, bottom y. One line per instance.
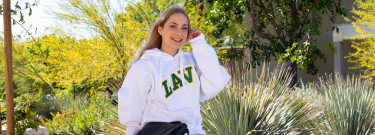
130, 5, 191, 64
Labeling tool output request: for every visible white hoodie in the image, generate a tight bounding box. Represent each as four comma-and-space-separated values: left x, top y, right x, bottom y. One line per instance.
118, 33, 231, 135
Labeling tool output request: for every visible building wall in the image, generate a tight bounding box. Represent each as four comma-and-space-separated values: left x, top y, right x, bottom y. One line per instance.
241, 0, 362, 83
343, 40, 364, 76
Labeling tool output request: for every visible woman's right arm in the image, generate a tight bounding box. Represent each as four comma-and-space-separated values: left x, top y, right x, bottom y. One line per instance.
118, 62, 152, 135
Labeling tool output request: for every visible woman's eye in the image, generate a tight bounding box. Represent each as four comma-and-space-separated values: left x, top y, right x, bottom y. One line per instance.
171, 26, 176, 28
182, 27, 188, 30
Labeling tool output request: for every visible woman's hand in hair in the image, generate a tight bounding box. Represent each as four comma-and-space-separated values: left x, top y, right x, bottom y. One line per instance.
189, 28, 202, 39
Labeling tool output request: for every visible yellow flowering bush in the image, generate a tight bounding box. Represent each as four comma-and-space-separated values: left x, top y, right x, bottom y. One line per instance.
344, 0, 375, 78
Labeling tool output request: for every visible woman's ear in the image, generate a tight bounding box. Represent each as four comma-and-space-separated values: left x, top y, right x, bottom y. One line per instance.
158, 26, 162, 35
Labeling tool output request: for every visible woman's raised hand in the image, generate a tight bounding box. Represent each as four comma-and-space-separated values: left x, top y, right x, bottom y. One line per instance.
189, 28, 202, 39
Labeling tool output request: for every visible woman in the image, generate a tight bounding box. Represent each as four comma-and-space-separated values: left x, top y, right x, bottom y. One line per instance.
118, 5, 230, 135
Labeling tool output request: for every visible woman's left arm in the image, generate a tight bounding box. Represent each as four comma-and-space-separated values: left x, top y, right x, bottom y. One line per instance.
118, 62, 152, 135
189, 33, 231, 102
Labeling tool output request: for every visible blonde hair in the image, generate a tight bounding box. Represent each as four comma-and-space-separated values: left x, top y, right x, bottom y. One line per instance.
130, 5, 191, 65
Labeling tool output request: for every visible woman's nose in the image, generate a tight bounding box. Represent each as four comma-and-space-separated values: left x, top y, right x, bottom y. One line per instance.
176, 29, 183, 36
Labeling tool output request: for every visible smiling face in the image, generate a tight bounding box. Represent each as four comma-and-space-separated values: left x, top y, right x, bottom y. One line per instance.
158, 13, 189, 56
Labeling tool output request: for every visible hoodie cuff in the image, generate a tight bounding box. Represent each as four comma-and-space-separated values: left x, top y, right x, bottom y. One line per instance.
126, 127, 139, 135
189, 33, 207, 45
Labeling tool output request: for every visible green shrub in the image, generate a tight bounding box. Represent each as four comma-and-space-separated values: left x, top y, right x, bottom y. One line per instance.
200, 64, 317, 135
315, 74, 375, 134
42, 91, 118, 135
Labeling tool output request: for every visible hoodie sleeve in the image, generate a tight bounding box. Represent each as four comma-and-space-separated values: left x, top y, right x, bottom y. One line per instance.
189, 33, 231, 102
118, 61, 152, 135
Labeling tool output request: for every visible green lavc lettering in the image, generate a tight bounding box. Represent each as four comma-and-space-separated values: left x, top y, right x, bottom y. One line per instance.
171, 73, 183, 91
177, 67, 193, 84
162, 80, 173, 98
177, 67, 193, 83
184, 66, 194, 83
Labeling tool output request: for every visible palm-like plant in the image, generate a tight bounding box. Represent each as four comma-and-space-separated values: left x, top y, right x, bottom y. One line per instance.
316, 74, 375, 135
200, 64, 318, 135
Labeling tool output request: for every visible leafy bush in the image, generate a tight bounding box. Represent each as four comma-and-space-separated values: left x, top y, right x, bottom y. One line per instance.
33, 94, 64, 120
42, 91, 118, 135
14, 107, 40, 135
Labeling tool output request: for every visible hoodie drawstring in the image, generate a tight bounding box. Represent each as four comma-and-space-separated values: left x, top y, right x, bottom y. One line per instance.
153, 53, 163, 113
153, 48, 185, 113
179, 48, 186, 91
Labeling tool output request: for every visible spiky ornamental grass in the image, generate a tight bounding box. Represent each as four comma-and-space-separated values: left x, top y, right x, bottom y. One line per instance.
102, 97, 127, 135
100, 80, 127, 135
315, 74, 375, 135
200, 64, 318, 135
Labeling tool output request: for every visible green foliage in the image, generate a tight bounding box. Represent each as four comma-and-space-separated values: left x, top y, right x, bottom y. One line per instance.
0, 58, 45, 126
206, 0, 347, 76
33, 94, 65, 120
0, 81, 41, 134
14, 107, 39, 135
43, 92, 117, 135
200, 64, 317, 134
279, 41, 326, 75
204, 0, 246, 41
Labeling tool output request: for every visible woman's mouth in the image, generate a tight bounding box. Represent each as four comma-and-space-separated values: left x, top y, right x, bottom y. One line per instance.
172, 37, 182, 43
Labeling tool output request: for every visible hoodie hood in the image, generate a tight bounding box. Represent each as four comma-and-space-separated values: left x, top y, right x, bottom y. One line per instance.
142, 47, 186, 113
142, 48, 183, 59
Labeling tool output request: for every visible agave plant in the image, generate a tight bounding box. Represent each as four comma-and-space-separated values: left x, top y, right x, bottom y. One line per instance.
200, 64, 318, 135
315, 74, 375, 135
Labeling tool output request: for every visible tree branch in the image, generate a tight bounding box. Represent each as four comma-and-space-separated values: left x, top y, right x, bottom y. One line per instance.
255, 0, 266, 9
249, 0, 272, 41
291, 10, 311, 42
271, 21, 287, 48
11, 17, 38, 44
290, 0, 297, 20
289, 0, 297, 42
297, 10, 315, 49
255, 0, 288, 49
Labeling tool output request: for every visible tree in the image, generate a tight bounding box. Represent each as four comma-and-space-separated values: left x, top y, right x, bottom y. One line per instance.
344, 0, 375, 78
50, 0, 149, 80
203, 0, 247, 45
205, 0, 347, 87
33, 0, 219, 96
